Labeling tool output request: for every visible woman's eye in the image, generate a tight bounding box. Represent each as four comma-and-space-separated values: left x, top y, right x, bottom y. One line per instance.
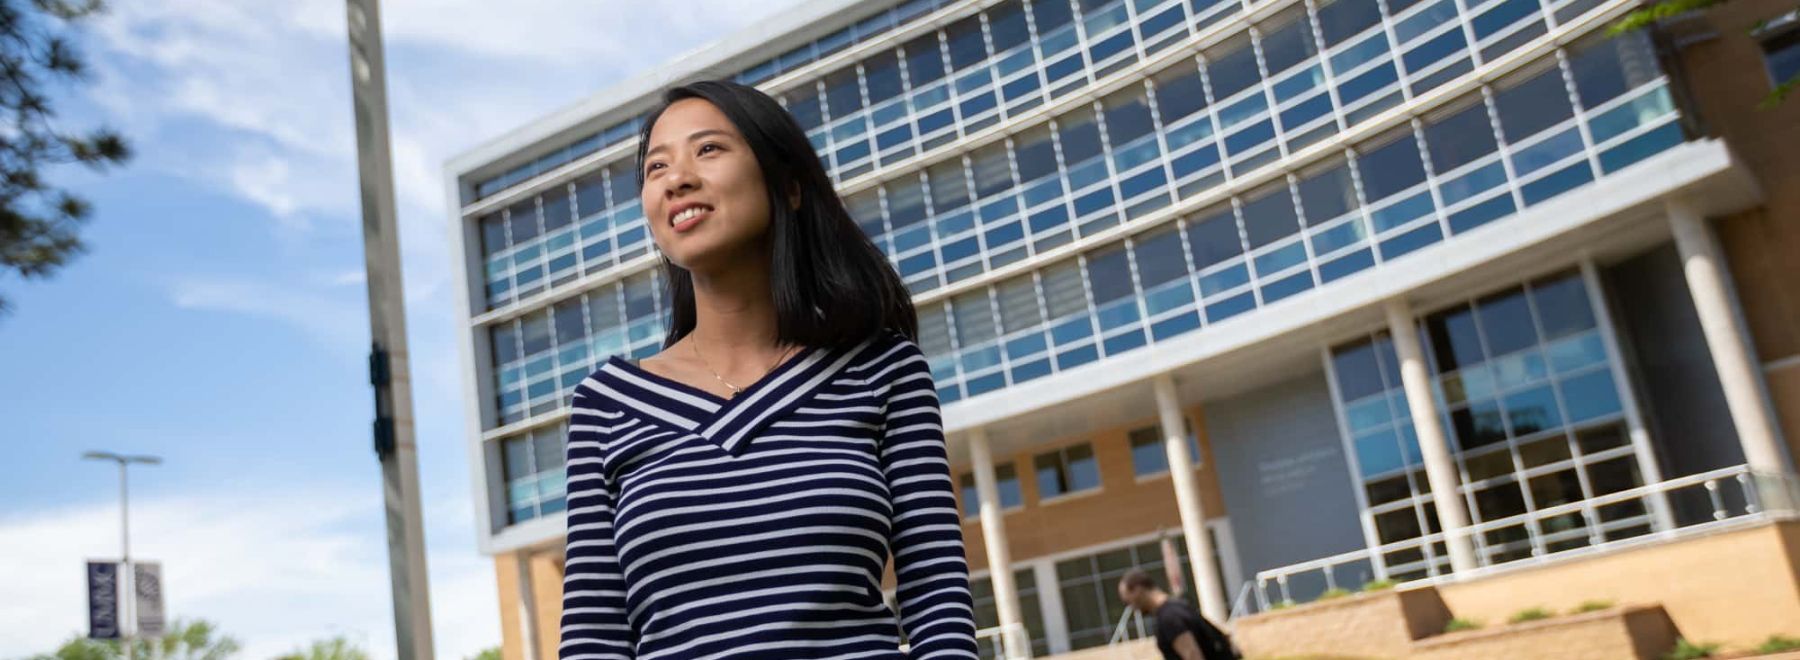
699, 143, 720, 155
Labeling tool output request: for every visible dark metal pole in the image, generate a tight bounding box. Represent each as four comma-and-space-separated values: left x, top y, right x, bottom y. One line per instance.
343, 0, 435, 657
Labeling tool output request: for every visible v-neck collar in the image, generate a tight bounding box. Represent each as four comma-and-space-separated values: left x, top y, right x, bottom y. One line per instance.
594, 336, 877, 457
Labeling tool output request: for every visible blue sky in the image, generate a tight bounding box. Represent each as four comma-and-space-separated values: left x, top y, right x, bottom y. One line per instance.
0, 1, 796, 657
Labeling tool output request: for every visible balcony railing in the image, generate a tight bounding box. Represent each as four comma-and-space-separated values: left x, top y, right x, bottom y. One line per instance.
1232, 464, 1799, 617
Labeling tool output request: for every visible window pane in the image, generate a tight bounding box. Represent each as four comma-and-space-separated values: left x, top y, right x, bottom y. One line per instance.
1426, 304, 1484, 373
606, 162, 635, 210
1042, 260, 1089, 318
1152, 62, 1210, 123
492, 323, 521, 365
574, 174, 606, 217
1297, 162, 1357, 222
787, 87, 824, 131
1530, 272, 1595, 339
1260, 17, 1320, 75
508, 200, 540, 243
946, 16, 989, 70
1317, 0, 1383, 46
1568, 31, 1660, 109
848, 189, 885, 236
481, 213, 508, 255
929, 160, 972, 213
1476, 288, 1538, 356
1057, 107, 1105, 165
1356, 133, 1427, 200
1240, 184, 1301, 248
1332, 337, 1387, 401
1086, 245, 1135, 304
521, 312, 552, 355
1102, 87, 1156, 145
1494, 67, 1575, 142
1033, 0, 1075, 33
971, 143, 1016, 199
865, 51, 904, 102
905, 34, 947, 86
920, 303, 954, 356
588, 288, 621, 335
989, 0, 1031, 53
1015, 125, 1059, 182
997, 273, 1043, 332
1186, 206, 1244, 269
886, 177, 928, 229
1206, 40, 1263, 99
953, 290, 999, 346
553, 299, 585, 347
1423, 99, 1498, 173
1133, 226, 1189, 287
825, 66, 864, 118
542, 187, 572, 231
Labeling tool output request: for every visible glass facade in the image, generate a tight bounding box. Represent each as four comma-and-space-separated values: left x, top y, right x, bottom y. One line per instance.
463, 0, 1692, 549
1327, 269, 1649, 581
970, 568, 1051, 658
501, 423, 568, 525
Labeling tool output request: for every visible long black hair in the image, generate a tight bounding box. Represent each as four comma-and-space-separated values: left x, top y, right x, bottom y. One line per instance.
635, 79, 917, 350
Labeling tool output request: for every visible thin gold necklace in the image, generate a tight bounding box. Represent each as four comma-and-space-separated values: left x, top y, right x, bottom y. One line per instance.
690, 337, 797, 398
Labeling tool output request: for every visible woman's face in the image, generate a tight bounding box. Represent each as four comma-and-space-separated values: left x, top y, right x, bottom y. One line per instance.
640, 97, 774, 274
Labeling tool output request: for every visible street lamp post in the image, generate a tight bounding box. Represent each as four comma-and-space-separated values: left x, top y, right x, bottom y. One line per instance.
82, 451, 161, 660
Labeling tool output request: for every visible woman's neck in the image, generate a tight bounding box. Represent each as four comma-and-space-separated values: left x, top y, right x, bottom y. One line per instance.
686, 249, 787, 368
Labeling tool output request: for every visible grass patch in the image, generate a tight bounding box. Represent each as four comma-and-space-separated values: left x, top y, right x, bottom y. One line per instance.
1758, 634, 1800, 654
1570, 600, 1614, 614
1360, 579, 1396, 592
1270, 600, 1296, 611
1508, 607, 1553, 624
1663, 638, 1719, 660
1315, 588, 1351, 601
1444, 618, 1481, 633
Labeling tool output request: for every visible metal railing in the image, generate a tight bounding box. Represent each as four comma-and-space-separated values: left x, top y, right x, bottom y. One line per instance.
1108, 607, 1152, 646
976, 621, 1031, 659
1243, 465, 1797, 614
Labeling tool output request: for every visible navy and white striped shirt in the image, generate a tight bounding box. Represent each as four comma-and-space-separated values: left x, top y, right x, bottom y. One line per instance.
560, 330, 981, 659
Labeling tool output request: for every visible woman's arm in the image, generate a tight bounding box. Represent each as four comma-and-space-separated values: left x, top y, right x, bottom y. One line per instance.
559, 388, 636, 659
876, 339, 981, 659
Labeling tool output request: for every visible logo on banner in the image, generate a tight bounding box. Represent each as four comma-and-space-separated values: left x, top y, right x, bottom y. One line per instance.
134, 561, 165, 637
86, 561, 121, 640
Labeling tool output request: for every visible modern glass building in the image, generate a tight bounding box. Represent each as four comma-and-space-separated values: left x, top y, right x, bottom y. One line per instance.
446, 0, 1800, 657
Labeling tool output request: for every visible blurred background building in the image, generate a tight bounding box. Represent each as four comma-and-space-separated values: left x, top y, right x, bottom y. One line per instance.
445, 0, 1800, 657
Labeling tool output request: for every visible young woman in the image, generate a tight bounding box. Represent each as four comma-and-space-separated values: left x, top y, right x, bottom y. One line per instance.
558, 80, 981, 659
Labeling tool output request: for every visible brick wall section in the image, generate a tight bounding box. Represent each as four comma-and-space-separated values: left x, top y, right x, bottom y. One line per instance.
1409, 605, 1677, 660
1232, 587, 1450, 659
1437, 520, 1800, 651
952, 403, 1226, 579
1673, 0, 1800, 463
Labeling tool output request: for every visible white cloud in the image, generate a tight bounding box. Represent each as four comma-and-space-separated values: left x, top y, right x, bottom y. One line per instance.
0, 488, 498, 660
166, 275, 368, 350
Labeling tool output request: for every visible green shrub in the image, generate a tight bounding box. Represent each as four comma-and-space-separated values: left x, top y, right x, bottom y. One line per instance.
1316, 587, 1351, 601
1571, 600, 1613, 614
1360, 579, 1396, 592
1663, 638, 1720, 660
1444, 618, 1481, 633
1509, 607, 1553, 624
1270, 600, 1296, 611
1758, 635, 1800, 654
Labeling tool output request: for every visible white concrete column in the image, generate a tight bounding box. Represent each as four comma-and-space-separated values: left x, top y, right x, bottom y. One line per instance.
515, 553, 540, 660
1384, 298, 1479, 575
1152, 373, 1227, 623
968, 427, 1030, 658
1667, 200, 1794, 493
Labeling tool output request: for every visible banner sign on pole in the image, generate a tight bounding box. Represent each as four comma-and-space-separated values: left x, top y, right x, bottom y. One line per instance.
133, 561, 165, 637
86, 561, 121, 640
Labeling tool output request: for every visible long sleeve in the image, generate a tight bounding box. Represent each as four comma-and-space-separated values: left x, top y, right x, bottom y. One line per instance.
877, 339, 981, 658
560, 388, 636, 659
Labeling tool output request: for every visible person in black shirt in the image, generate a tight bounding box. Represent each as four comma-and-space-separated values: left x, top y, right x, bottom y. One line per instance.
1118, 568, 1240, 660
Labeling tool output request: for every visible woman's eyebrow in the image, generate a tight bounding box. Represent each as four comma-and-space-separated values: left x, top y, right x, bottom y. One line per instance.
644, 128, 732, 158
